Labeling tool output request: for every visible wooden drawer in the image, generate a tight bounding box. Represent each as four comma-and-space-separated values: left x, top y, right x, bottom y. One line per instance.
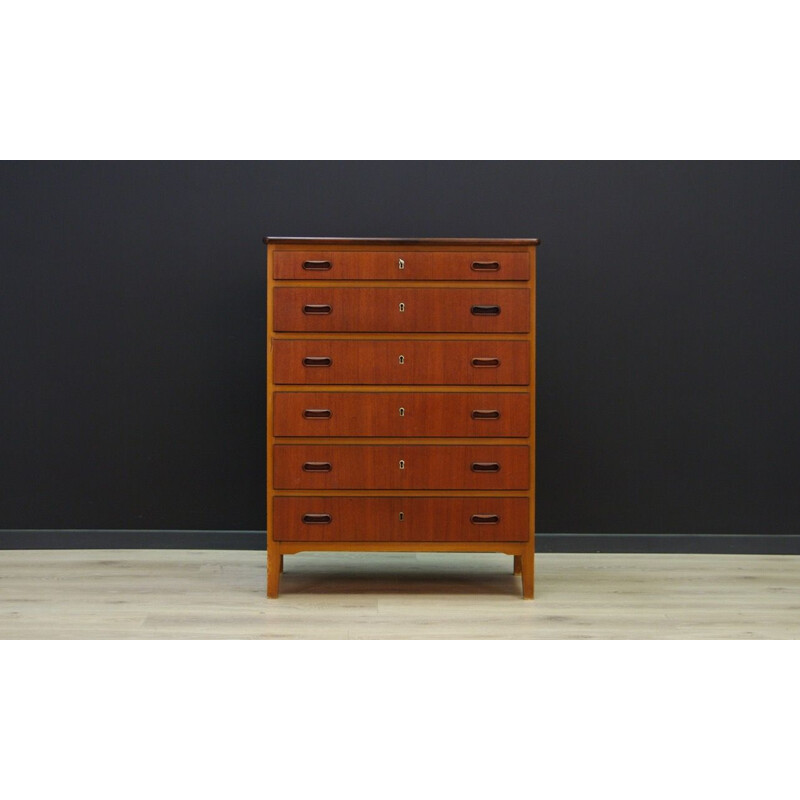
273, 445, 529, 490
272, 287, 530, 333
273, 249, 529, 281
272, 496, 530, 542
272, 339, 530, 385
273, 392, 530, 437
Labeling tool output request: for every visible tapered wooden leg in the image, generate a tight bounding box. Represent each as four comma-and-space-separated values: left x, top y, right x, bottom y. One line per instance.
267, 545, 281, 598
513, 555, 522, 575
279, 554, 284, 573
520, 546, 534, 599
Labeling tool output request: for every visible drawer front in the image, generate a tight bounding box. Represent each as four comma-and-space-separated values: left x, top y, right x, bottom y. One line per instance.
273, 445, 529, 490
272, 339, 530, 385
273, 496, 530, 542
273, 392, 530, 437
272, 288, 530, 333
273, 249, 529, 281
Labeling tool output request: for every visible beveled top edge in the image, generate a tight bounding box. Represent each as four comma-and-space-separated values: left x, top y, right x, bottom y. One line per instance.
263, 236, 540, 246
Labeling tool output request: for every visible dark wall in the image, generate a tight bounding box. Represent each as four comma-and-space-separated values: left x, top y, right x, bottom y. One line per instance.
1, 162, 798, 545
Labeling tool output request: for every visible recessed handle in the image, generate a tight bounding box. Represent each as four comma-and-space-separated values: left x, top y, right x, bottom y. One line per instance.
471, 261, 500, 272
471, 409, 501, 420
302, 260, 332, 271
471, 305, 501, 316
471, 514, 500, 524
471, 462, 501, 472
471, 357, 501, 368
302, 461, 332, 472
302, 513, 332, 524
303, 408, 332, 419
303, 304, 332, 315
302, 356, 332, 367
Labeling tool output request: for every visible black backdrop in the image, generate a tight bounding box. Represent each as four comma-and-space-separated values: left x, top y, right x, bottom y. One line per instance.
1, 162, 798, 551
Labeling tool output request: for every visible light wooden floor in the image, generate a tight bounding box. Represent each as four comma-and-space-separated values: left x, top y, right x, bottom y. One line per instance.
1, 549, 798, 639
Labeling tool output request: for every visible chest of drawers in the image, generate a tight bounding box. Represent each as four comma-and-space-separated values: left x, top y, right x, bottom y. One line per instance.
264, 237, 538, 598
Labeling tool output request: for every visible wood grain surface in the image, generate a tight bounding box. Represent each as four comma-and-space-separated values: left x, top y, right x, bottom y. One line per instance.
273, 249, 530, 280
272, 496, 530, 542
272, 444, 529, 490
272, 339, 530, 385
272, 287, 530, 333
273, 392, 530, 437
2, 550, 797, 639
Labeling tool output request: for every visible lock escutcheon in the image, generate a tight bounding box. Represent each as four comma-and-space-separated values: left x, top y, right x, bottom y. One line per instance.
399, 302, 405, 312
398, 354, 405, 364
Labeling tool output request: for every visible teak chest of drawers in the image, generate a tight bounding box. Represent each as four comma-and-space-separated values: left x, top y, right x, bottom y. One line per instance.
265, 237, 538, 598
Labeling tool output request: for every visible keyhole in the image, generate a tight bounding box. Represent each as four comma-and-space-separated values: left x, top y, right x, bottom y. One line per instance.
399, 459, 405, 470
399, 302, 405, 312
399, 511, 404, 521
398, 355, 405, 365
398, 258, 405, 270
399, 407, 405, 417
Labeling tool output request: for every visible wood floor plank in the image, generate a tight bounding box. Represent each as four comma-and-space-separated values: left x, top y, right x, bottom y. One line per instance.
0, 550, 797, 639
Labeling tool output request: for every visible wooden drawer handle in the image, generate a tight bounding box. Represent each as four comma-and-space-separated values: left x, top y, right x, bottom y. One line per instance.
471, 305, 501, 316
471, 462, 501, 472
471, 514, 500, 524
471, 357, 501, 368
302, 260, 332, 271
302, 461, 332, 472
471, 261, 500, 272
471, 409, 501, 420
303, 304, 332, 315
303, 408, 332, 419
302, 356, 332, 367
302, 513, 332, 524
